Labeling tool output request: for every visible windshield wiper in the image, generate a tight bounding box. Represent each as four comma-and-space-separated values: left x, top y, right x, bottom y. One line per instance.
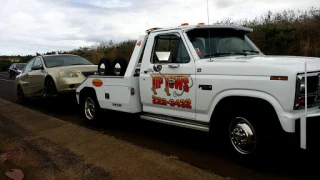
48, 65, 63, 68
243, 50, 260, 54
204, 52, 247, 58
68, 63, 91, 66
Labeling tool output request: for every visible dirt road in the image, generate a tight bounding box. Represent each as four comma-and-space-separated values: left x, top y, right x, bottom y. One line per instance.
0, 98, 226, 179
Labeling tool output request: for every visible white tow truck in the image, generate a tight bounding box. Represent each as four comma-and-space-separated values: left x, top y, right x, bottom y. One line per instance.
75, 23, 320, 157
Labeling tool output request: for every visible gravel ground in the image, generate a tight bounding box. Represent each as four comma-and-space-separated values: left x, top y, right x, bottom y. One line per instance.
0, 98, 225, 180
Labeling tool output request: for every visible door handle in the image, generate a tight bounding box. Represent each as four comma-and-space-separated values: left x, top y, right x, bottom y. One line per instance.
168, 64, 180, 68
144, 69, 154, 74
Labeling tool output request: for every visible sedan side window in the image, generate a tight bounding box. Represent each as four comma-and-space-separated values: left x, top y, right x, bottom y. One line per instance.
33, 57, 42, 67
24, 60, 35, 73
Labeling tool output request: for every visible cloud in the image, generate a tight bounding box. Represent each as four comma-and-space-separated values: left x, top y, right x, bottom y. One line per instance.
89, 0, 133, 8
0, 0, 318, 55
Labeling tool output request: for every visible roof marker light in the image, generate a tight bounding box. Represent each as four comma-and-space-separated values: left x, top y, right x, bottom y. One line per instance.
198, 22, 205, 25
181, 23, 189, 26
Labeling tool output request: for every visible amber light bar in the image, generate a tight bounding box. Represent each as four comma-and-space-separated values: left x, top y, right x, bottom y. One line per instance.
270, 76, 288, 81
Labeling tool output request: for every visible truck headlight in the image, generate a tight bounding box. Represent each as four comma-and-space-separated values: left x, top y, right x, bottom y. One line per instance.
294, 75, 320, 109
299, 77, 305, 94
58, 71, 78, 78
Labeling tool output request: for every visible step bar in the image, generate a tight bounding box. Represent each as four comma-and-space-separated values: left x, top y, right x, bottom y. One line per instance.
140, 114, 209, 132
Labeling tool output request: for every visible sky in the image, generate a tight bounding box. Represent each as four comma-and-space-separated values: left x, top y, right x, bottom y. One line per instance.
0, 0, 318, 56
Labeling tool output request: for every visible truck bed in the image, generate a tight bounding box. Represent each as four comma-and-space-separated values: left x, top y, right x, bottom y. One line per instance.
77, 75, 142, 113
76, 35, 147, 113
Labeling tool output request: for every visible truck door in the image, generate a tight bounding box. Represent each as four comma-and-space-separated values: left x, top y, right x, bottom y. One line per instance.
140, 31, 196, 119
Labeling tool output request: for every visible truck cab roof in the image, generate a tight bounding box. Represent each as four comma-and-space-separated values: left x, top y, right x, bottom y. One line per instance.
146, 24, 253, 34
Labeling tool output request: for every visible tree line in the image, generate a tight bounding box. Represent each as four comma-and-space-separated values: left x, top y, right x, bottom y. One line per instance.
1, 7, 319, 72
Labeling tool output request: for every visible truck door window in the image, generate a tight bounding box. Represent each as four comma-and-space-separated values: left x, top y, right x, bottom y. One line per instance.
152, 35, 190, 64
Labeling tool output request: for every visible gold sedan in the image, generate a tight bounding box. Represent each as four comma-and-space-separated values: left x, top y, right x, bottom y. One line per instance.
15, 54, 98, 100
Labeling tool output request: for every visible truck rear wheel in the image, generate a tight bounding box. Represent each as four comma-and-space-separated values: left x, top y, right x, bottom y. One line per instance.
82, 93, 101, 125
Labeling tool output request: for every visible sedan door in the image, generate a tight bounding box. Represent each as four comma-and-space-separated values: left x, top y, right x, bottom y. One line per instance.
28, 57, 46, 96
18, 59, 35, 95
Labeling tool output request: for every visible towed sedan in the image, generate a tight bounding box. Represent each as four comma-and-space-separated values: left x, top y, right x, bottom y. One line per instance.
15, 54, 98, 100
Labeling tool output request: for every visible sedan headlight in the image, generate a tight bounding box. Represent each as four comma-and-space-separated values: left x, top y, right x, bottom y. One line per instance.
58, 71, 78, 78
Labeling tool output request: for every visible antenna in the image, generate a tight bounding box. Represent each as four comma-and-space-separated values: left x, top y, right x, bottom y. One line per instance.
207, 0, 209, 24
207, 0, 212, 61
146, 22, 150, 28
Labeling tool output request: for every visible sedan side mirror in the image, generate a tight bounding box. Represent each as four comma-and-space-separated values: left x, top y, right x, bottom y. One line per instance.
31, 65, 43, 71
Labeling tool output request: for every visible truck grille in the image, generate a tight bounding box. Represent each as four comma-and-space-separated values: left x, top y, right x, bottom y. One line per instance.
306, 76, 318, 94
81, 71, 97, 77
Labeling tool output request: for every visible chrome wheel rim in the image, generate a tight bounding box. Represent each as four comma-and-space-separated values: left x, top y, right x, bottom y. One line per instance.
229, 117, 256, 154
84, 97, 95, 120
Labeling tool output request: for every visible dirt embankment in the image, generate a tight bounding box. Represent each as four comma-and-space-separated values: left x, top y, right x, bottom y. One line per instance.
0, 98, 226, 180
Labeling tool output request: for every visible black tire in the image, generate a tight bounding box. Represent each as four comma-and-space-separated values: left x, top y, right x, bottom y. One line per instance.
81, 92, 101, 125
98, 57, 112, 75
17, 85, 25, 101
218, 104, 280, 161
44, 78, 58, 99
111, 57, 128, 76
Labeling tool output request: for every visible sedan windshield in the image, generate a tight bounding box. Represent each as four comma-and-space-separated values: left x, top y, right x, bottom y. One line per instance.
43, 55, 93, 68
186, 28, 262, 59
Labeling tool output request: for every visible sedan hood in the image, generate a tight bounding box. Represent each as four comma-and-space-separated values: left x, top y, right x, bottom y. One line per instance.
48, 65, 98, 73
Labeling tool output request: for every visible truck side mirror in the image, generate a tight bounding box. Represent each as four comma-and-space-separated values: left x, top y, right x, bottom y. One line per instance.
153, 64, 162, 72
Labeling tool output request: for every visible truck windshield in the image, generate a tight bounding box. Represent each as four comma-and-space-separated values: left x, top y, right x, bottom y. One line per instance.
186, 28, 262, 59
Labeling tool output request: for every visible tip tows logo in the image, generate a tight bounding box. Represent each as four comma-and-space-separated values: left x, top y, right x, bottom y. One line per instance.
150, 74, 193, 97
150, 74, 193, 109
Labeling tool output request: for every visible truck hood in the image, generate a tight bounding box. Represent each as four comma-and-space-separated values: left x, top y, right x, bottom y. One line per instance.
198, 55, 320, 76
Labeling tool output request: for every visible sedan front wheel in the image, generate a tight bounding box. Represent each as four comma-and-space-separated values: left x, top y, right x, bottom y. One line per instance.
44, 78, 58, 99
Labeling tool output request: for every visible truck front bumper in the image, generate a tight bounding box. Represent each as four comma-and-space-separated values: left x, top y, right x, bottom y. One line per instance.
295, 113, 320, 150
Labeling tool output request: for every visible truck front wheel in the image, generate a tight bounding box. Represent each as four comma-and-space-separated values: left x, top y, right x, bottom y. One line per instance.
217, 103, 280, 159
228, 116, 257, 155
